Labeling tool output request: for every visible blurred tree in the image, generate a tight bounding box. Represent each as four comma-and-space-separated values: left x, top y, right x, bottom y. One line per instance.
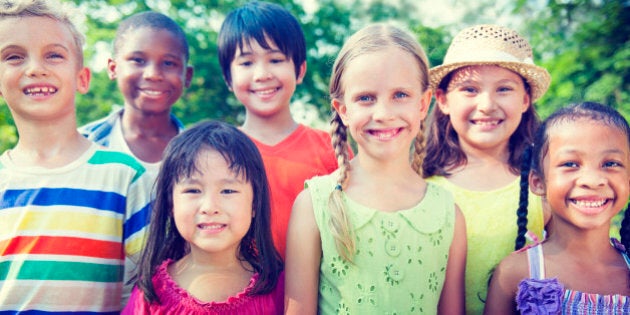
515, 0, 629, 120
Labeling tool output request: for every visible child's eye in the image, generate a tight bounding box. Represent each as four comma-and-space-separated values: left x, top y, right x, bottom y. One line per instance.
221, 189, 238, 194
559, 161, 579, 168
497, 86, 514, 92
394, 91, 409, 99
130, 57, 145, 65
182, 188, 201, 194
356, 95, 374, 103
50, 52, 64, 58
461, 86, 478, 94
603, 161, 622, 168
238, 60, 252, 67
163, 60, 179, 67
270, 58, 286, 64
3, 53, 23, 63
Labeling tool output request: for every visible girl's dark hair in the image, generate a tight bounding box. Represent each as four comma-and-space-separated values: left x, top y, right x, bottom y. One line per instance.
515, 145, 533, 250
516, 101, 630, 251
137, 120, 282, 303
113, 11, 189, 61
217, 0, 306, 86
423, 71, 539, 178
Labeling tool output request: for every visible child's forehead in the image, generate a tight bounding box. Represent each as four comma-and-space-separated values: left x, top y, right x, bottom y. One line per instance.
236, 35, 280, 53
0, 16, 77, 48
118, 27, 186, 54
547, 119, 629, 151
450, 65, 522, 82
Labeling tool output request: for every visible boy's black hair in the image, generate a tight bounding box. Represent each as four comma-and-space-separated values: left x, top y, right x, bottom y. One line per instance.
515, 102, 630, 252
113, 11, 189, 61
137, 120, 283, 303
217, 0, 306, 86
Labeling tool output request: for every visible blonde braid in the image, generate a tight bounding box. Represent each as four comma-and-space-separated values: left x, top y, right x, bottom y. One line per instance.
328, 110, 355, 262
411, 120, 426, 177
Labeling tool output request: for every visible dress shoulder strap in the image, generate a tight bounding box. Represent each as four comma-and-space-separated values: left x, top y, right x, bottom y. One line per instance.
526, 244, 545, 279
611, 238, 630, 270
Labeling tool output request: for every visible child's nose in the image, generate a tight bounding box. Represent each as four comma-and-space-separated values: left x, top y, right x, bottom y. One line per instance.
143, 63, 163, 80
200, 195, 220, 215
373, 101, 395, 121
576, 169, 607, 188
25, 59, 49, 77
253, 64, 272, 81
476, 92, 497, 112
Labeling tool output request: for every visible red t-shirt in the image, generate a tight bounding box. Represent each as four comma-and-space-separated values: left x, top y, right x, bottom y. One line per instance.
249, 124, 346, 259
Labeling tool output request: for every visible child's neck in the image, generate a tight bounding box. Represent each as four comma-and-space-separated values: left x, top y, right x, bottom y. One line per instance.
170, 251, 254, 303
545, 217, 614, 257
446, 146, 516, 190
121, 109, 178, 163
10, 119, 91, 168
344, 157, 426, 212
122, 107, 177, 137
241, 110, 298, 146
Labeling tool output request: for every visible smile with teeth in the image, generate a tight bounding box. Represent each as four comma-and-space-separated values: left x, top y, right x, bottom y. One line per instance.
24, 86, 57, 95
141, 89, 166, 96
198, 223, 226, 230
570, 198, 610, 208
253, 87, 279, 96
368, 128, 402, 140
471, 119, 501, 126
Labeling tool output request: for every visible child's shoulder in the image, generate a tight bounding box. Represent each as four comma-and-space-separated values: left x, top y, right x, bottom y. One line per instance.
493, 245, 532, 287
294, 124, 331, 142
89, 146, 145, 172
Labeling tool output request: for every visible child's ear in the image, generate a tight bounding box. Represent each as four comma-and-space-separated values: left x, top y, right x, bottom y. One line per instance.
106, 58, 117, 80
296, 61, 307, 84
435, 89, 449, 115
332, 98, 348, 125
521, 91, 531, 113
77, 67, 91, 94
419, 89, 432, 119
185, 66, 194, 88
529, 171, 546, 196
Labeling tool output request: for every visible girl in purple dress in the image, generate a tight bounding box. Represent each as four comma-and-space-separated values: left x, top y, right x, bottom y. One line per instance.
485, 102, 630, 314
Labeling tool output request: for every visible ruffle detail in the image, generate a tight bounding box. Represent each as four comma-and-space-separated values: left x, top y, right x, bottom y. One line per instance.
516, 277, 563, 315
155, 259, 258, 311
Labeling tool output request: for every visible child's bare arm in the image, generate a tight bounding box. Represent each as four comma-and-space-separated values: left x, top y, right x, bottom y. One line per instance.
438, 205, 466, 315
285, 189, 321, 315
484, 252, 524, 315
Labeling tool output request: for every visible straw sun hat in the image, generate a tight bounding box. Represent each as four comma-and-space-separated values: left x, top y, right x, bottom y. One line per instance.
429, 24, 551, 102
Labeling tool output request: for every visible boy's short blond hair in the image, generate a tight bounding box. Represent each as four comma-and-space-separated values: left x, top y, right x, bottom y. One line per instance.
0, 0, 85, 66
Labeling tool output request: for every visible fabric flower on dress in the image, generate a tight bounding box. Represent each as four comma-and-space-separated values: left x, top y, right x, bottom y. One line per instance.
515, 278, 564, 315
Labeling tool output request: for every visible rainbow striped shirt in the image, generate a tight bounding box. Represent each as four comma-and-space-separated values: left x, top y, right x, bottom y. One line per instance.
0, 144, 152, 314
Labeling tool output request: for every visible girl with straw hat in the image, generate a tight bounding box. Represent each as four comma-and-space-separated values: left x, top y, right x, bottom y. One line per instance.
423, 24, 551, 314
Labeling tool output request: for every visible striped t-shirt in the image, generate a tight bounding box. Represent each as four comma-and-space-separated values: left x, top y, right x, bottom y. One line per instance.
0, 144, 152, 314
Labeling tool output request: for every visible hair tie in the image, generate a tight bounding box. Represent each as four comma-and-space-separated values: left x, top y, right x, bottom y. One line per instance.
335, 184, 342, 191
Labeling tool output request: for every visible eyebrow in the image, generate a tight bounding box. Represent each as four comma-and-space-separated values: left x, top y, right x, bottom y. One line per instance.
46, 43, 72, 53
236, 47, 284, 58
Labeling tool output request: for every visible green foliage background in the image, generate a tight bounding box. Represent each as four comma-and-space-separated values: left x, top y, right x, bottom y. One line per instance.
0, 0, 628, 153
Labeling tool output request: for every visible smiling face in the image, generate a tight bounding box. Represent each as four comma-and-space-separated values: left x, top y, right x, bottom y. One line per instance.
436, 65, 530, 155
531, 119, 630, 231
332, 46, 431, 162
109, 27, 192, 116
229, 37, 306, 120
172, 149, 254, 258
0, 16, 90, 122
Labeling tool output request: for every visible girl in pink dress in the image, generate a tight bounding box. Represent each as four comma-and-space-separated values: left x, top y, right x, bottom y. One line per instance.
123, 120, 283, 314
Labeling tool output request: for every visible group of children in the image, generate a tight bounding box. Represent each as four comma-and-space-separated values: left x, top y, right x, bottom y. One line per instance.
0, 0, 628, 315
